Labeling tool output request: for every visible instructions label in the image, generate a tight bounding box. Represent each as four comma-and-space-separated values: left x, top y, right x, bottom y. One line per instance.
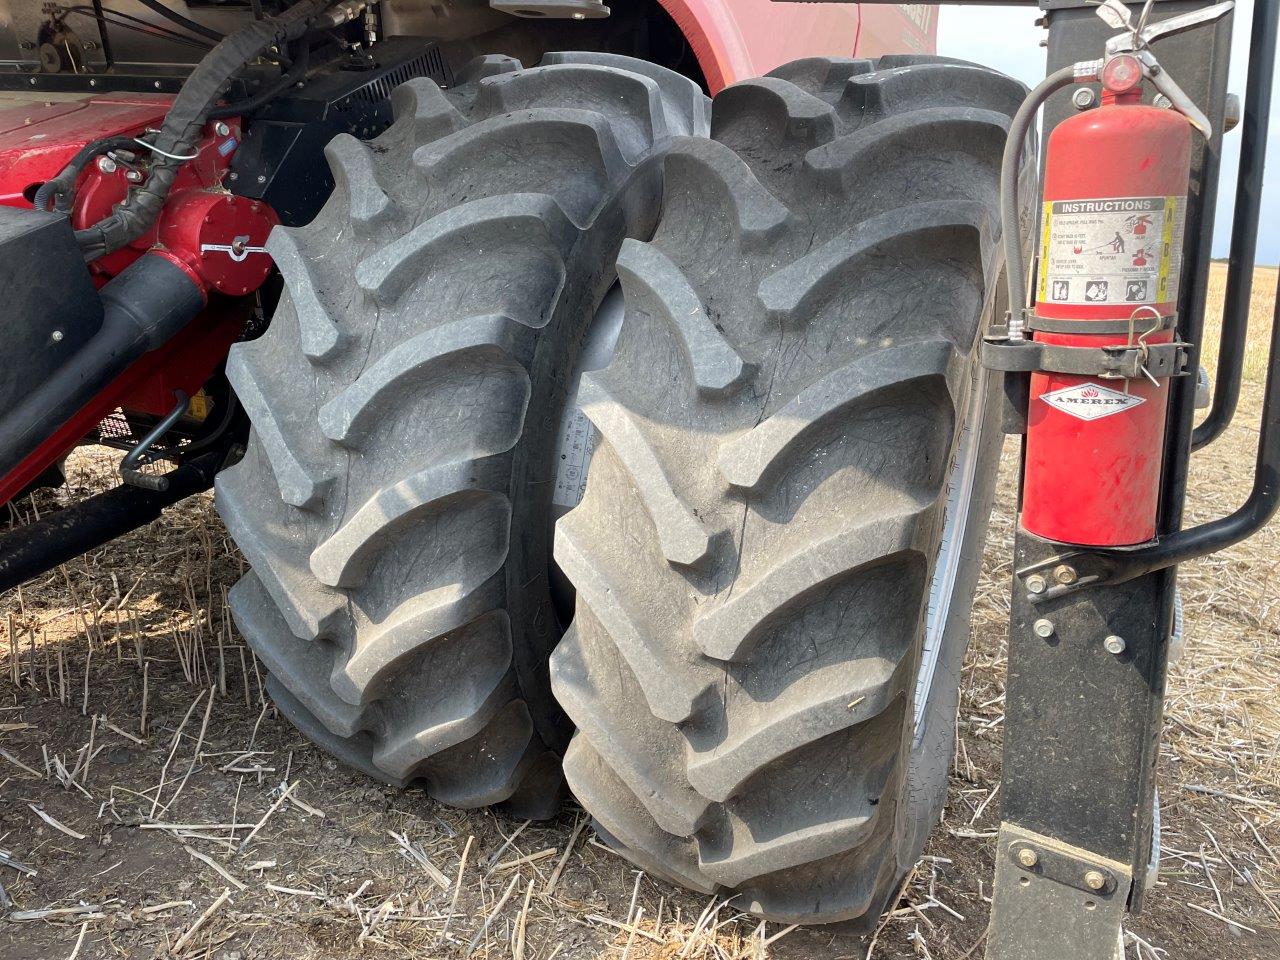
1037, 196, 1185, 307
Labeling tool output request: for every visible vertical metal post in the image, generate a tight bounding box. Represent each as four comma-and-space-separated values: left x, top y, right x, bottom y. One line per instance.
91, 0, 114, 68
987, 3, 1234, 958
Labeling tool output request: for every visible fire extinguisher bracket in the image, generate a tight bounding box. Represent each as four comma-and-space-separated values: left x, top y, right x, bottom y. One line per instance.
1025, 312, 1178, 337
981, 334, 1189, 382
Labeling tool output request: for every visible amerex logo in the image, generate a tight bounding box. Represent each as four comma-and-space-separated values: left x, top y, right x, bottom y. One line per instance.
1041, 383, 1146, 422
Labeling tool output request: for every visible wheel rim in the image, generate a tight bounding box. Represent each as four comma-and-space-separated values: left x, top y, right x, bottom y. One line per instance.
914, 363, 988, 740
550, 282, 625, 519
548, 281, 625, 623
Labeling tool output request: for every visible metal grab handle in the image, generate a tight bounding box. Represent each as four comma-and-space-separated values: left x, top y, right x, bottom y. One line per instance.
120, 390, 188, 491
1023, 264, 1280, 597
1194, 0, 1277, 449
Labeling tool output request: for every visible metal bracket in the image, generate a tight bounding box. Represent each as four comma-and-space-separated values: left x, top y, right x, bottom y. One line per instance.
1006, 832, 1120, 896
982, 335, 1188, 381
988, 824, 1132, 960
1025, 312, 1177, 336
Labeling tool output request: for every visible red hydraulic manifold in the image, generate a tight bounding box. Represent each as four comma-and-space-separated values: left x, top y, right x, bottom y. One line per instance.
1022, 55, 1191, 547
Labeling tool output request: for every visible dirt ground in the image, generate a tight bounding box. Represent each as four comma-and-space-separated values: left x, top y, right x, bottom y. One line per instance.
2, 265, 1277, 960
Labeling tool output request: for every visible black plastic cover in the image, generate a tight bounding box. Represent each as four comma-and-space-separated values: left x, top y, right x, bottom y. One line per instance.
229, 39, 452, 226
0, 207, 104, 413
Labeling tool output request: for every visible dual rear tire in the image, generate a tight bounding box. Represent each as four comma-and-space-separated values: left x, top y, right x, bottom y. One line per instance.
215, 51, 1030, 925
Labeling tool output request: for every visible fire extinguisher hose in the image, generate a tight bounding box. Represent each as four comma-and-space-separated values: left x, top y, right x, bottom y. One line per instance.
1002, 65, 1077, 339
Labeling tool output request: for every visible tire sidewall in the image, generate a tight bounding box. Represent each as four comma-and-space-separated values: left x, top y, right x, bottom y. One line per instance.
507, 160, 668, 753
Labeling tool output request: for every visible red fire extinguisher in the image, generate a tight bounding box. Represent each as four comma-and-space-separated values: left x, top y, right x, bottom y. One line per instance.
1020, 52, 1193, 547
1003, 1, 1234, 549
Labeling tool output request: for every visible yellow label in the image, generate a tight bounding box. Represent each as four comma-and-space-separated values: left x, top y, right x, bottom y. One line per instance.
1156, 195, 1179, 303
1037, 200, 1053, 303
1036, 196, 1186, 306
187, 391, 212, 422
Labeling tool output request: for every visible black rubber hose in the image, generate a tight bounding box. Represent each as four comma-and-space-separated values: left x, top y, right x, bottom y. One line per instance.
0, 254, 206, 486
208, 42, 311, 119
1002, 65, 1077, 339
0, 451, 222, 593
75, 0, 339, 258
34, 135, 139, 212
65, 6, 214, 50
133, 0, 225, 43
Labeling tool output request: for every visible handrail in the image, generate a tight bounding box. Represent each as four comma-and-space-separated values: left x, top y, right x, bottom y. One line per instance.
1193, 0, 1277, 449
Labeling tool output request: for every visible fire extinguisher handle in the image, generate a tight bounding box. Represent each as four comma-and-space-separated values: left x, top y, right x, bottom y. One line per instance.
1137, 1, 1235, 49
1144, 57, 1214, 138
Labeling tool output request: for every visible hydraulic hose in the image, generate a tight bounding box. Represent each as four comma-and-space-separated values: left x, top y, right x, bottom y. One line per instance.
34, 136, 138, 212
75, 0, 340, 259
133, 0, 226, 43
1002, 65, 1077, 340
208, 42, 311, 120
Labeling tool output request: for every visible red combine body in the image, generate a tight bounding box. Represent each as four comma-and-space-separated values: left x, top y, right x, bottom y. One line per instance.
656, 0, 934, 89
0, 96, 276, 504
0, 96, 275, 288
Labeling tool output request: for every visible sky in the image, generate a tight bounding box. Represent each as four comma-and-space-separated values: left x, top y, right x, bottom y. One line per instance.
937, 0, 1278, 265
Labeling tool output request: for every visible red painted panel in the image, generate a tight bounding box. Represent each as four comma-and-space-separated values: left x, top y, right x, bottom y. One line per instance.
0, 95, 172, 207
660, 1, 935, 91
857, 3, 938, 58
0, 99, 260, 507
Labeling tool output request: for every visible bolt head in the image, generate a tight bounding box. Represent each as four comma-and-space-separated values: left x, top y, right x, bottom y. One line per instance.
1033, 619, 1055, 639
1072, 87, 1098, 111
50, 330, 63, 343
1026, 574, 1047, 595
214, 121, 231, 137
1104, 635, 1127, 655
96, 155, 117, 175
1017, 848, 1039, 869
256, 174, 267, 184
126, 170, 142, 183
1053, 564, 1078, 585
1084, 870, 1107, 891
